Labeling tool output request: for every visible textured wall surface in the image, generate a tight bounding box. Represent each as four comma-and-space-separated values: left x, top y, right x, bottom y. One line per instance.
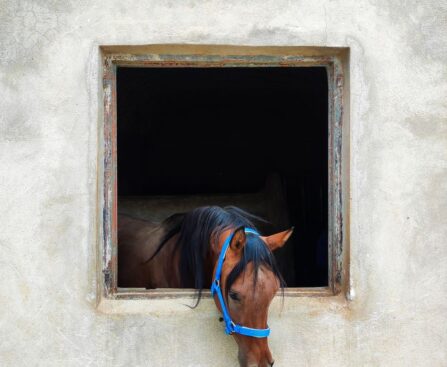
1, 1, 446, 366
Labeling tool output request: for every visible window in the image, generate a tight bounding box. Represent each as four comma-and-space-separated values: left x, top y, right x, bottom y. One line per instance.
99, 46, 348, 299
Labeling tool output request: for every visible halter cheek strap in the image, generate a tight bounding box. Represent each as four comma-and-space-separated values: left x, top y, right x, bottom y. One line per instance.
210, 228, 271, 338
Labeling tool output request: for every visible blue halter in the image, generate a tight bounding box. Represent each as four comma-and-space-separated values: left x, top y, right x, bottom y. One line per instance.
210, 228, 271, 338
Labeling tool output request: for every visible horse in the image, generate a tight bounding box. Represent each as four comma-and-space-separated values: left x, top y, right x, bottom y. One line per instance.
118, 206, 293, 367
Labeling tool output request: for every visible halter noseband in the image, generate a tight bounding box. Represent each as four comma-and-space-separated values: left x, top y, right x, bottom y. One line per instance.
210, 228, 271, 338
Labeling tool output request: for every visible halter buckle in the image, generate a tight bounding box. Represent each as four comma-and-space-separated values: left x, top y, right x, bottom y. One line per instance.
228, 321, 236, 335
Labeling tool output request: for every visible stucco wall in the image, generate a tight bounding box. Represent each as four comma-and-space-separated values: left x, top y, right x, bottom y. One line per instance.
1, 1, 446, 366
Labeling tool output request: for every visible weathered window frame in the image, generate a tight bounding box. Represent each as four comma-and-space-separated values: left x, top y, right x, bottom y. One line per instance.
98, 45, 349, 301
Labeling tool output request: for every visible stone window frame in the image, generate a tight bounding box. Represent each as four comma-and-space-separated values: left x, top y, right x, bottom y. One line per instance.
97, 45, 349, 303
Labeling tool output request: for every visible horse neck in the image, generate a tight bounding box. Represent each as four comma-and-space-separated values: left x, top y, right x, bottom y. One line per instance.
157, 234, 183, 287
132, 234, 180, 289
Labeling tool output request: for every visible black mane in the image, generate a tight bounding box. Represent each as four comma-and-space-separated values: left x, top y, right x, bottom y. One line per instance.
146, 206, 285, 305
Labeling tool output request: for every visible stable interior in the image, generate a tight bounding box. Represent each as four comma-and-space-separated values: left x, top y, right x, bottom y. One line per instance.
117, 66, 328, 287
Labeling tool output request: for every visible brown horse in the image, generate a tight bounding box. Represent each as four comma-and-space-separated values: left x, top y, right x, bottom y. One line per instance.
118, 206, 293, 367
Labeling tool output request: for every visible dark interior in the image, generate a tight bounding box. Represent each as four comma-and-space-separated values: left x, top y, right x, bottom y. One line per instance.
117, 66, 328, 287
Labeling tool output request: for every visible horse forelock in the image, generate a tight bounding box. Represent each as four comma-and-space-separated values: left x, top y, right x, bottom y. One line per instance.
225, 233, 285, 301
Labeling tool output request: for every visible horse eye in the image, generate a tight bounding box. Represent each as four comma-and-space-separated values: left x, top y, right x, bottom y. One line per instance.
229, 291, 240, 301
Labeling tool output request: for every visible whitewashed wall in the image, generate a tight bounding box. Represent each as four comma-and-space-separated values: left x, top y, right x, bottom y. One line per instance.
1, 1, 446, 366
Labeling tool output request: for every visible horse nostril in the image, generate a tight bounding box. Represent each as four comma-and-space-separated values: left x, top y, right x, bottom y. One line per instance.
219, 317, 223, 322
270, 361, 274, 366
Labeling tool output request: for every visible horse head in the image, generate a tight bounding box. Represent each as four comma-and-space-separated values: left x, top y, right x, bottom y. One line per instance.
211, 225, 293, 367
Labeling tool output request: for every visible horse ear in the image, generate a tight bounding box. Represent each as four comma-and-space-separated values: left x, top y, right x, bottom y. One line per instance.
261, 227, 294, 251
229, 226, 246, 253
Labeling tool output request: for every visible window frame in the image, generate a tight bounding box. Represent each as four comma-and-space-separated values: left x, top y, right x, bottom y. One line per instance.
98, 45, 349, 301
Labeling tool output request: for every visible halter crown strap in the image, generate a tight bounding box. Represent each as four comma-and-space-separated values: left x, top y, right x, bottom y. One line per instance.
211, 228, 271, 338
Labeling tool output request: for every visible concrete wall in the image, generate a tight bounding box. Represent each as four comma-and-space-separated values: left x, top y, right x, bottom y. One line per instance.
1, 1, 446, 366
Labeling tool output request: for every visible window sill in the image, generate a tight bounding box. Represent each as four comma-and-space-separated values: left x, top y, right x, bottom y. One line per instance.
96, 287, 346, 315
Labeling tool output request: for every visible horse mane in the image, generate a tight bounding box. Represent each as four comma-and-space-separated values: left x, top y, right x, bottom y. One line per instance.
145, 206, 285, 306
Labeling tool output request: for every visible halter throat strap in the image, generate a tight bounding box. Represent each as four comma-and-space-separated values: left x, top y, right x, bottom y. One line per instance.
210, 228, 271, 338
